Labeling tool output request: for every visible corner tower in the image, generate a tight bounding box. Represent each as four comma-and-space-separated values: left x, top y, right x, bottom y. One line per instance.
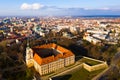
26, 40, 34, 67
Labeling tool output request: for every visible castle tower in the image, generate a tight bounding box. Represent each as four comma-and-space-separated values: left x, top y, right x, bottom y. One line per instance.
26, 39, 34, 67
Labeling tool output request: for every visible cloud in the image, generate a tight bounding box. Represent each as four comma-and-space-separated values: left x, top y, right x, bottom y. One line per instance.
99, 7, 110, 10
21, 3, 31, 10
20, 3, 44, 10
84, 7, 110, 10
19, 4, 120, 16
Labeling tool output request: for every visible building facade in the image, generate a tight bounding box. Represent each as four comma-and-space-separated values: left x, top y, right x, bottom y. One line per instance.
26, 43, 75, 75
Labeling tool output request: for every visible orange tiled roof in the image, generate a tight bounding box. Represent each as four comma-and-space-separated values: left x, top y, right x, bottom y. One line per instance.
63, 51, 74, 58
51, 43, 57, 48
33, 43, 74, 65
33, 53, 42, 65
42, 55, 54, 65
33, 43, 57, 49
54, 53, 63, 60
57, 46, 69, 53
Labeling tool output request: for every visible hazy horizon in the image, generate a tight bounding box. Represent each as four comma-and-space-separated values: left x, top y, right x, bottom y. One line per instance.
0, 0, 120, 16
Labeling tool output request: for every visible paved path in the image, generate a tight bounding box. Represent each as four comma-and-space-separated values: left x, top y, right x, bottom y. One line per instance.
52, 64, 83, 77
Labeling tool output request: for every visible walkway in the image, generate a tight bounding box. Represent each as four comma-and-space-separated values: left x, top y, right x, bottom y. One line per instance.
41, 59, 83, 80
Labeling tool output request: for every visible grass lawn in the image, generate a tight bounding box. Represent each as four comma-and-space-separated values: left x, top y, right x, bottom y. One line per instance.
69, 68, 104, 80
53, 68, 105, 80
80, 58, 102, 66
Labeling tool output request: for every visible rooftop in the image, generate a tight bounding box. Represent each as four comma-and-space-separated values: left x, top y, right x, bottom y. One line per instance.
33, 43, 74, 65
33, 48, 60, 58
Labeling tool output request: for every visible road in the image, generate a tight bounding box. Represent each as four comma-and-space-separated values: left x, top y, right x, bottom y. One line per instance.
92, 66, 111, 80
92, 50, 120, 80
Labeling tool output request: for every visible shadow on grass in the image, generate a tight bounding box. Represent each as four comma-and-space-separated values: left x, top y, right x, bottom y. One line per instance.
52, 74, 72, 80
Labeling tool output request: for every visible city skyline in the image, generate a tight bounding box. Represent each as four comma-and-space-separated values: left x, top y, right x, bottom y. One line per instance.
0, 0, 120, 16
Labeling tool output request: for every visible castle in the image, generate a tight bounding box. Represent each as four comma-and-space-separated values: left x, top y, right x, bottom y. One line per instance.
26, 43, 75, 75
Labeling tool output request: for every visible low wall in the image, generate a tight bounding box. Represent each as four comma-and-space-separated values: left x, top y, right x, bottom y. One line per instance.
83, 56, 104, 63
83, 62, 108, 72
83, 63, 92, 71
82, 57, 108, 72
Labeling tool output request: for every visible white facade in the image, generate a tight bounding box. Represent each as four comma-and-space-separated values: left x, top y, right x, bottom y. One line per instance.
83, 36, 101, 44
25, 44, 75, 75
26, 47, 34, 67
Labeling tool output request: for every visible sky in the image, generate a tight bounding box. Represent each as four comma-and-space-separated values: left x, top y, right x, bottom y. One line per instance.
0, 0, 120, 16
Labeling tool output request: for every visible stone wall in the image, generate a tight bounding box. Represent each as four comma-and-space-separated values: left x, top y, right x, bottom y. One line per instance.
82, 57, 108, 72
83, 56, 104, 63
